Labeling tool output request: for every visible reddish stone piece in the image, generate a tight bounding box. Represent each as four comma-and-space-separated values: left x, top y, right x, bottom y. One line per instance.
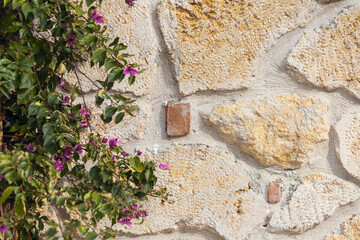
268, 182, 280, 204
166, 103, 190, 137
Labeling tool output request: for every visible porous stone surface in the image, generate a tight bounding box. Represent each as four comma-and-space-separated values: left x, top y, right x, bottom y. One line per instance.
166, 102, 191, 137
79, 96, 148, 142
205, 94, 329, 170
268, 182, 281, 204
326, 215, 360, 240
268, 173, 360, 233
334, 108, 360, 181
287, 5, 360, 99
115, 144, 269, 240
158, 0, 317, 95
65, 0, 157, 96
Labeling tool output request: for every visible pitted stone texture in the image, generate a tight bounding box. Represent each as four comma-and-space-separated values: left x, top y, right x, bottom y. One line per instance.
268, 173, 360, 233
115, 145, 268, 240
80, 96, 148, 142
205, 95, 329, 170
326, 215, 360, 240
287, 5, 360, 99
158, 0, 317, 95
65, 0, 157, 96
334, 109, 360, 181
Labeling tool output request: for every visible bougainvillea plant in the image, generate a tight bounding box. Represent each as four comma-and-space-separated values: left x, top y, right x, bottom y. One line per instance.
0, 0, 168, 239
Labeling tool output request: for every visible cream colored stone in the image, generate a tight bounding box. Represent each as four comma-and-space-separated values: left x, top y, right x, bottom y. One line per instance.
65, 0, 157, 96
326, 215, 360, 240
78, 96, 148, 142
334, 108, 360, 181
287, 5, 360, 99
114, 144, 268, 240
158, 0, 317, 95
268, 173, 360, 233
205, 94, 329, 170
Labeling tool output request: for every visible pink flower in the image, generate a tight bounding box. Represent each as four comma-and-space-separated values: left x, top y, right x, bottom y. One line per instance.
122, 208, 127, 212
125, 0, 136, 7
66, 33, 77, 47
90, 11, 104, 24
89, 140, 98, 146
129, 204, 138, 210
124, 66, 137, 76
1, 143, 7, 153
62, 96, 70, 105
53, 161, 65, 172
73, 144, 83, 154
121, 151, 128, 156
80, 121, 88, 127
26, 143, 36, 152
118, 217, 132, 226
111, 156, 118, 162
159, 162, 170, 170
63, 146, 73, 159
80, 108, 86, 116
0, 224, 8, 232
109, 137, 120, 149
101, 137, 108, 143
0, 175, 4, 181
56, 74, 65, 86
137, 150, 142, 156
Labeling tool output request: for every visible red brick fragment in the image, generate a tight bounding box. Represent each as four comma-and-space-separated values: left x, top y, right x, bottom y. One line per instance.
166, 103, 190, 137
268, 182, 280, 204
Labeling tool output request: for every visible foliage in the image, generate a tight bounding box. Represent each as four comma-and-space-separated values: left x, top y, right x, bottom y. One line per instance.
0, 0, 167, 239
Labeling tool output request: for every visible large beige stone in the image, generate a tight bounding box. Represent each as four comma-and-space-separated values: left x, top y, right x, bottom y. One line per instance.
205, 95, 329, 170
158, 0, 317, 95
65, 0, 157, 96
268, 173, 360, 233
334, 108, 360, 181
115, 144, 268, 240
326, 215, 360, 240
287, 5, 360, 99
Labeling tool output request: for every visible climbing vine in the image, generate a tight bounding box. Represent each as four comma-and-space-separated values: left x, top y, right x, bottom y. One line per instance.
0, 0, 167, 239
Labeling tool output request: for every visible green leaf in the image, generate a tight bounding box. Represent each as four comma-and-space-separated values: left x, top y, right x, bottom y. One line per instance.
0, 186, 15, 204
4, 170, 16, 183
129, 157, 144, 172
85, 232, 97, 240
37, 106, 50, 118
92, 48, 106, 64
145, 169, 153, 182
56, 196, 65, 206
15, 198, 26, 217
20, 73, 36, 89
64, 134, 76, 144
128, 75, 136, 85
75, 5, 86, 16
45, 228, 57, 238
115, 112, 125, 124
47, 93, 59, 106
28, 101, 41, 116
21, 2, 33, 19
89, 166, 100, 181
42, 122, 54, 136
85, 0, 95, 6
106, 67, 122, 82
70, 85, 80, 102
17, 86, 36, 104
44, 133, 56, 154
3, 0, 11, 7
104, 58, 117, 72
104, 105, 117, 119
81, 34, 96, 45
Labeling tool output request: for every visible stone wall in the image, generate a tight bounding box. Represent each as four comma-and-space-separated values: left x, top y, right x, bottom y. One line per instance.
71, 0, 360, 239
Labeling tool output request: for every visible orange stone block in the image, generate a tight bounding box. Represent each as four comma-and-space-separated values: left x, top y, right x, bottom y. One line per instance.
268, 182, 280, 204
166, 103, 190, 137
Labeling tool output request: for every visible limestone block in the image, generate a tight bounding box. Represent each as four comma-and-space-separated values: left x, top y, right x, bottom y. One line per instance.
326, 215, 360, 240
205, 95, 329, 170
77, 96, 148, 142
115, 144, 269, 240
158, 0, 317, 95
65, 0, 157, 96
268, 173, 360, 233
287, 5, 360, 99
334, 109, 360, 181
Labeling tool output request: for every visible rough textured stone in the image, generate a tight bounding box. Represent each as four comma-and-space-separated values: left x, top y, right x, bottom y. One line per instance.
268, 173, 360, 233
158, 0, 317, 95
166, 103, 191, 137
326, 215, 360, 240
115, 144, 268, 240
318, 0, 342, 3
334, 108, 360, 181
268, 182, 280, 204
287, 5, 360, 99
205, 94, 329, 170
77, 96, 148, 142
65, 0, 157, 96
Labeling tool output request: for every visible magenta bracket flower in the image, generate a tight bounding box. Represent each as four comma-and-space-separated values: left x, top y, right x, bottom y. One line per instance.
124, 66, 138, 76
0, 223, 8, 232
90, 11, 104, 24
159, 162, 170, 170
109, 137, 121, 149
125, 0, 136, 7
61, 96, 70, 105
66, 33, 77, 47
1, 143, 7, 153
27, 143, 36, 152
73, 144, 83, 154
118, 217, 132, 226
